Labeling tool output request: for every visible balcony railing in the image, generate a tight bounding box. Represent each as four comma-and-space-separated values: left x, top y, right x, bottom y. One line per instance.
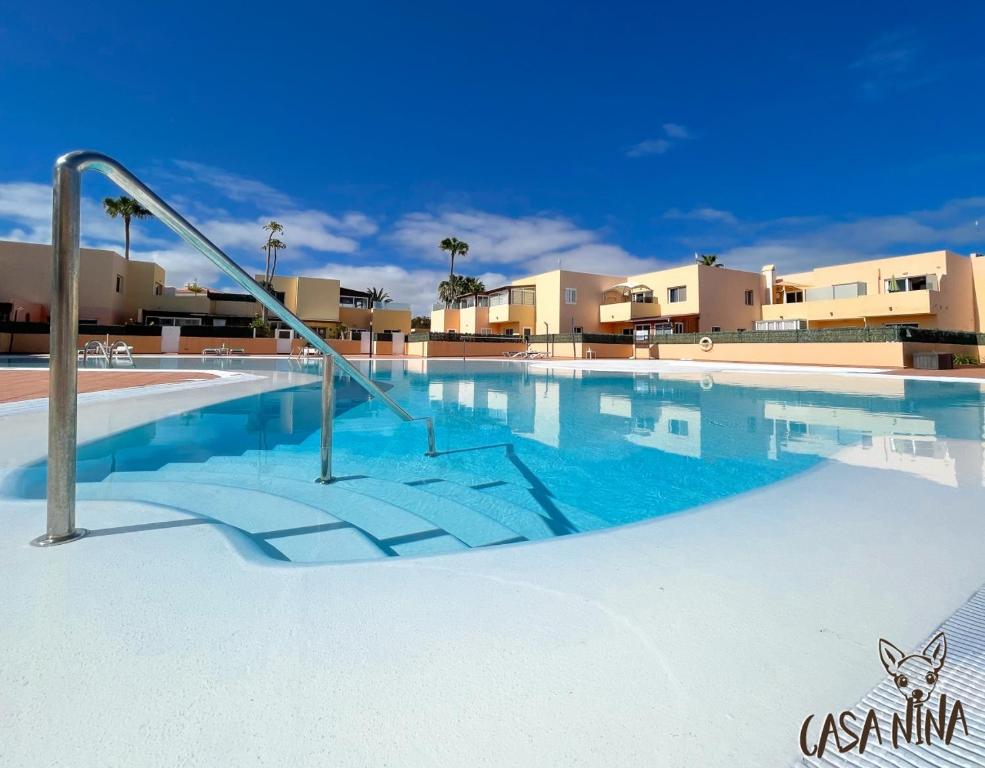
803, 282, 867, 301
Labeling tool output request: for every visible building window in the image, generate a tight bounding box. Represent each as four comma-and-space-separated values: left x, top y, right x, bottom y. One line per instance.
744, 289, 754, 306
564, 288, 577, 304
522, 327, 532, 338
711, 326, 721, 332
154, 282, 163, 296
668, 286, 687, 303
668, 419, 689, 437
632, 289, 653, 304
673, 322, 684, 334
754, 319, 807, 331
885, 275, 934, 293
783, 290, 804, 303
572, 326, 583, 333
115, 275, 123, 293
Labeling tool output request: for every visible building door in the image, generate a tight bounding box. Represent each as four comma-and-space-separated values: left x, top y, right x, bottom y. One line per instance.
161, 326, 180, 354
275, 328, 294, 354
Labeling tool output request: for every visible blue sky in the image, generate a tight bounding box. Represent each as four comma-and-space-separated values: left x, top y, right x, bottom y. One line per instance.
1, 1, 984, 312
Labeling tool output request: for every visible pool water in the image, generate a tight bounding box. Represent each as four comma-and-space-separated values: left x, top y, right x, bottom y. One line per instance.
4, 359, 985, 563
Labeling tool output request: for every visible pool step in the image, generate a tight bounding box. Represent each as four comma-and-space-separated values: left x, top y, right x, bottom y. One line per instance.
206, 449, 610, 534
95, 467, 533, 558
152, 459, 575, 542
76, 480, 388, 563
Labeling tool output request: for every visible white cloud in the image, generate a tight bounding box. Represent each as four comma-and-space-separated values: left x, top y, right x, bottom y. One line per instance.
663, 207, 739, 225
719, 197, 985, 274
849, 30, 937, 97
127, 245, 229, 292
172, 160, 294, 209
302, 262, 509, 316
626, 123, 692, 158
0, 181, 125, 245
394, 210, 615, 265
390, 209, 672, 294
663, 123, 691, 139
626, 139, 672, 157
192, 209, 376, 257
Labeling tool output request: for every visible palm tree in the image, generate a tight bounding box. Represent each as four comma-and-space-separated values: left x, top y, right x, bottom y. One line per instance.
439, 237, 469, 305
267, 238, 287, 282
103, 196, 153, 260
436, 274, 485, 306
459, 276, 486, 294
695, 253, 723, 267
260, 221, 285, 321
437, 275, 465, 305
366, 287, 390, 305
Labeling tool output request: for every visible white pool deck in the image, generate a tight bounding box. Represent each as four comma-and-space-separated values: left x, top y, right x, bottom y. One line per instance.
2, 358, 984, 767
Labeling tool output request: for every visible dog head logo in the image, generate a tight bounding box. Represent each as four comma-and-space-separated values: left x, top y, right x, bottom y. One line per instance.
800, 631, 968, 758
879, 631, 946, 705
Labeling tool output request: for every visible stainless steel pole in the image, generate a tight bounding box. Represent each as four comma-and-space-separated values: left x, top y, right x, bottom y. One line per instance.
34, 162, 87, 545
316, 356, 335, 484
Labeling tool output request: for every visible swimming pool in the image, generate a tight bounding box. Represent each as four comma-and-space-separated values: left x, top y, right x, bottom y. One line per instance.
4, 359, 984, 564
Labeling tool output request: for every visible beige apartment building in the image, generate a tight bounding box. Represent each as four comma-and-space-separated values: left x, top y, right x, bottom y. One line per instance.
0, 239, 412, 335
760, 250, 985, 332
432, 264, 764, 338
431, 250, 985, 338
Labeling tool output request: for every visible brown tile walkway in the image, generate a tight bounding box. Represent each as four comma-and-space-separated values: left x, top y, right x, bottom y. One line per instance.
0, 370, 219, 404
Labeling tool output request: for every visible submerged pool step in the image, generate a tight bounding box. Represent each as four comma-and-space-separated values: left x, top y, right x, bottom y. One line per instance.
99, 472, 445, 544
76, 480, 385, 563
132, 466, 524, 548
156, 458, 558, 542
154, 454, 606, 540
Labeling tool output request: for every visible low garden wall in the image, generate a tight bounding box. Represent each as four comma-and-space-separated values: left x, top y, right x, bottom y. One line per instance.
650, 328, 984, 368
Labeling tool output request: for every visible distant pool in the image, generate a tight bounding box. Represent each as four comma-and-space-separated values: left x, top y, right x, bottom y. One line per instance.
4, 360, 984, 563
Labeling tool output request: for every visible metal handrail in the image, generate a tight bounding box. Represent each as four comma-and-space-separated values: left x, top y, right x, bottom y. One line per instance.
35, 150, 437, 546
80, 339, 108, 363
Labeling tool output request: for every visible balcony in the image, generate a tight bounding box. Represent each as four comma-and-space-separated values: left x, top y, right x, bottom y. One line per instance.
761, 288, 939, 324
599, 300, 661, 323
488, 303, 535, 325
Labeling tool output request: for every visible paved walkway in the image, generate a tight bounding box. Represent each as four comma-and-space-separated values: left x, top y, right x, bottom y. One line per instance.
881, 366, 985, 378
0, 370, 219, 404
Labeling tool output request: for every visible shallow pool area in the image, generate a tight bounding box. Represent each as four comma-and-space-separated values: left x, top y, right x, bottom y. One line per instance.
3, 359, 984, 564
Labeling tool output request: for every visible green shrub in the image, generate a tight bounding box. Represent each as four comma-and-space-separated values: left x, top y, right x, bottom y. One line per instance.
952, 354, 980, 367
249, 317, 273, 338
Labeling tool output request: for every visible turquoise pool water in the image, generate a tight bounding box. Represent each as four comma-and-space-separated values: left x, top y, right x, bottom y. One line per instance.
4, 359, 985, 563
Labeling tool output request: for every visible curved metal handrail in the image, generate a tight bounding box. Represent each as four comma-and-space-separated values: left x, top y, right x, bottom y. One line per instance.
64, 150, 434, 446
36, 150, 436, 546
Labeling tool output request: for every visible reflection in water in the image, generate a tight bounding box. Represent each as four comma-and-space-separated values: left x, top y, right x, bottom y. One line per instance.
416, 362, 985, 494
4, 360, 984, 527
